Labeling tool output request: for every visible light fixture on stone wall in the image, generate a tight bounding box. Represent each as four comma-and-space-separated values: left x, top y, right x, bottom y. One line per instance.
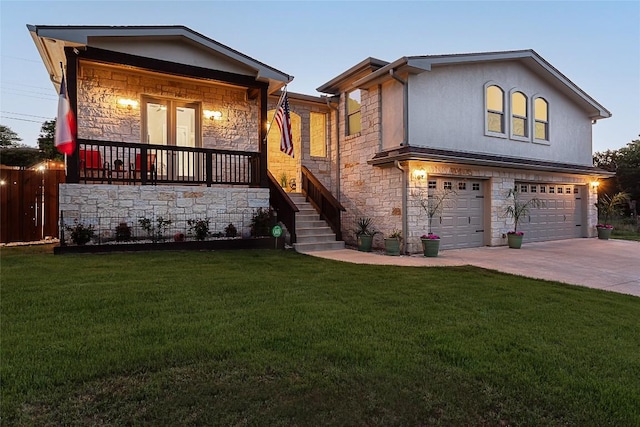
590, 181, 600, 188
117, 98, 139, 109
413, 168, 426, 181
204, 110, 222, 120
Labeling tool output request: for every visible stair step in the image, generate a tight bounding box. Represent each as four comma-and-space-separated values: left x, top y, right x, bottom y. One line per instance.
297, 214, 320, 222
296, 233, 340, 244
296, 220, 327, 228
296, 226, 333, 236
294, 241, 346, 253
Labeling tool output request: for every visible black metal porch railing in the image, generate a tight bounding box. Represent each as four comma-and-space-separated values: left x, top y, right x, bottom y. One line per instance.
301, 166, 345, 240
70, 139, 261, 186
267, 170, 299, 243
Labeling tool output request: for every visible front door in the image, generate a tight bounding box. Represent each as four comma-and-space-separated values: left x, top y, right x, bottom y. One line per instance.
143, 97, 201, 181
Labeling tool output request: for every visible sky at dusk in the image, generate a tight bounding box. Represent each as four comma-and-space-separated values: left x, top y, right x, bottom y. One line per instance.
1, 0, 638, 154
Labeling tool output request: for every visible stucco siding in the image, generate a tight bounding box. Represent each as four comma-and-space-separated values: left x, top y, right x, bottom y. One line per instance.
90, 38, 255, 76
407, 61, 593, 166
381, 79, 404, 149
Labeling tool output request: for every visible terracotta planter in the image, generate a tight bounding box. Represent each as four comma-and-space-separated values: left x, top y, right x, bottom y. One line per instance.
357, 234, 373, 252
596, 227, 613, 240
384, 238, 401, 256
507, 233, 524, 249
421, 238, 440, 257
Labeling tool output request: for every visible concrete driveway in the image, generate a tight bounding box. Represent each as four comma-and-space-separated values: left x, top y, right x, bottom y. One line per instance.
306, 238, 640, 297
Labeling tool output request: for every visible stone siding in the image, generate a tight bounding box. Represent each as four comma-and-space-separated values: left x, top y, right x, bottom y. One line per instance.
266, 97, 333, 192
59, 184, 269, 239
77, 61, 259, 152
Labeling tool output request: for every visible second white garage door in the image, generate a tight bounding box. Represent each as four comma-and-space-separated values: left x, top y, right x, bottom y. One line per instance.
516, 182, 584, 242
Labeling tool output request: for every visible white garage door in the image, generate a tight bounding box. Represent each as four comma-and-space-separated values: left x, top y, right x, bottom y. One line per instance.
517, 183, 583, 242
429, 178, 485, 249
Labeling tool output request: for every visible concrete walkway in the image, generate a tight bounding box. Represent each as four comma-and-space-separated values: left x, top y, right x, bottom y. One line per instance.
306, 238, 640, 297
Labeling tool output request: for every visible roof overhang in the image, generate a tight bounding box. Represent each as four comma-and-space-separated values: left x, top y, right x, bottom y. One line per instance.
350, 49, 611, 121
370, 146, 615, 177
316, 57, 388, 94
27, 25, 293, 93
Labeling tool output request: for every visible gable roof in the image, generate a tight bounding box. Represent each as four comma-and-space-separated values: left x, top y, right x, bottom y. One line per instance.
328, 49, 610, 121
316, 57, 388, 94
27, 25, 293, 93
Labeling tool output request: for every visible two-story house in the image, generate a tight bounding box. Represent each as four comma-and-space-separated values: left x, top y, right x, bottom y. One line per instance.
29, 25, 610, 252
317, 51, 612, 252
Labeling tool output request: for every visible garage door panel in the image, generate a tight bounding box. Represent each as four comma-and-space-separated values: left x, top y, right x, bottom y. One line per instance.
518, 183, 583, 242
432, 178, 485, 250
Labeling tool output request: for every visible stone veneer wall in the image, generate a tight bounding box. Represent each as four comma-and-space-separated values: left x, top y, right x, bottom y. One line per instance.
77, 61, 259, 152
266, 97, 334, 193
336, 86, 405, 249
59, 184, 269, 239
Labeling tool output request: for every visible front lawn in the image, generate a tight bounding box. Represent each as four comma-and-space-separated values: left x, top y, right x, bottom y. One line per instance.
1, 246, 639, 425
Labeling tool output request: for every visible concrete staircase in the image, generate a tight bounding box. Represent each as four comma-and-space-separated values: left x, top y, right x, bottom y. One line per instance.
288, 193, 345, 253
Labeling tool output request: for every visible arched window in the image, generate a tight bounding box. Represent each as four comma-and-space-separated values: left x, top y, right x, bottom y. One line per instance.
511, 91, 528, 138
534, 97, 549, 141
486, 85, 505, 134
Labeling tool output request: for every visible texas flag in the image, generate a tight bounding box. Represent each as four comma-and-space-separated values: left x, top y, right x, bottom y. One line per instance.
55, 74, 76, 155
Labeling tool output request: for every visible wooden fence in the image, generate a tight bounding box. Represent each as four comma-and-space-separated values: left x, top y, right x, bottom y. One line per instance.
0, 168, 65, 243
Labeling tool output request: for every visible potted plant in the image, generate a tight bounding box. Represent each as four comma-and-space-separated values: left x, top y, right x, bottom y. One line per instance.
503, 188, 542, 249
384, 229, 402, 256
414, 188, 455, 254
595, 192, 629, 240
420, 233, 441, 257
354, 217, 378, 252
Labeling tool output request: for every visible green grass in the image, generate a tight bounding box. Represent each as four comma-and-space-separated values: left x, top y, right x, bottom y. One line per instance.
2, 245, 639, 426
609, 217, 640, 241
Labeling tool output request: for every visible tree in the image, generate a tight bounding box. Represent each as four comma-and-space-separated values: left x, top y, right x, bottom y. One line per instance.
593, 136, 640, 214
0, 125, 22, 147
37, 119, 63, 160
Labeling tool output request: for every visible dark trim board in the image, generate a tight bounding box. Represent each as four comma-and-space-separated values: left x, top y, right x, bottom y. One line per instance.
54, 237, 285, 254
77, 47, 269, 89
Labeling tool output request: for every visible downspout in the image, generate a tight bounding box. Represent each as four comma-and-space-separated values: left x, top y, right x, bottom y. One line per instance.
394, 160, 408, 255
389, 69, 408, 146
391, 70, 409, 254
325, 96, 340, 201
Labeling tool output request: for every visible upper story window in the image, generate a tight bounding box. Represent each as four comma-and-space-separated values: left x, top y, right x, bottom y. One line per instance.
346, 89, 361, 135
511, 91, 528, 138
486, 84, 505, 134
310, 112, 327, 157
534, 97, 549, 141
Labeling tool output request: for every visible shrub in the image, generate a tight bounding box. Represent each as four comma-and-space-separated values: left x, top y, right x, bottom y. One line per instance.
224, 223, 238, 238
65, 219, 95, 245
115, 222, 132, 242
187, 218, 210, 241
139, 216, 172, 242
250, 207, 273, 237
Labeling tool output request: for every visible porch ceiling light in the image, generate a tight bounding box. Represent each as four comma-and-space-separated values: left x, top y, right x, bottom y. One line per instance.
413, 168, 427, 180
590, 181, 600, 188
118, 98, 139, 109
204, 110, 222, 120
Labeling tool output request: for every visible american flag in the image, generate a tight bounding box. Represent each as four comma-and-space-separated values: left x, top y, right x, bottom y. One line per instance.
275, 92, 294, 157
54, 74, 76, 155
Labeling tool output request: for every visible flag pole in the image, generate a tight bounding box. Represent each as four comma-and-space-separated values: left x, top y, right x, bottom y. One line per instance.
263, 85, 287, 143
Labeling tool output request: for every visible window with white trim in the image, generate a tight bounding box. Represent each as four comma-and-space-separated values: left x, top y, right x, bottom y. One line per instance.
534, 97, 549, 141
486, 84, 505, 135
346, 89, 361, 136
309, 112, 327, 157
511, 91, 528, 138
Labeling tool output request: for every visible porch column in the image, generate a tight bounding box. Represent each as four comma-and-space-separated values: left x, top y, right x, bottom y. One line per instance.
259, 86, 268, 188
64, 47, 79, 183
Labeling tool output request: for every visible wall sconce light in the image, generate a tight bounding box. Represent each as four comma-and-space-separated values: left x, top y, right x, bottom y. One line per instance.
590, 181, 600, 188
204, 110, 222, 120
413, 169, 427, 180
0, 180, 6, 186
117, 98, 139, 109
